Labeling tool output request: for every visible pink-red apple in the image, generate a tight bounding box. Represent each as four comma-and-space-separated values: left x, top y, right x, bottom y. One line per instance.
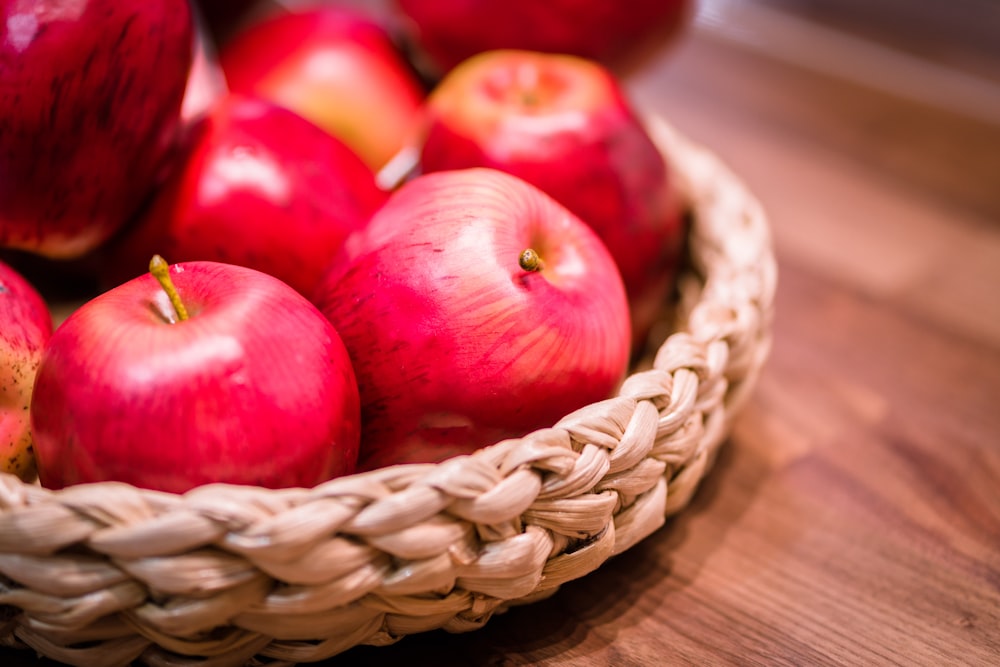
31, 258, 361, 493
103, 94, 388, 297
312, 168, 631, 470
0, 260, 53, 481
417, 49, 687, 348
219, 5, 426, 172
393, 0, 693, 74
0, 0, 193, 259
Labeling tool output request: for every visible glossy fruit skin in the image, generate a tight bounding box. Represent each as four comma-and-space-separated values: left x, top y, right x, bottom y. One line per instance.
104, 94, 388, 296
219, 6, 426, 171
0, 0, 194, 259
0, 260, 52, 480
31, 261, 361, 493
394, 0, 692, 73
419, 50, 686, 347
313, 168, 631, 470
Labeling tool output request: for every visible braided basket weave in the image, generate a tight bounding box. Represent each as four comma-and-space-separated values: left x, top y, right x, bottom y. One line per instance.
0, 117, 776, 667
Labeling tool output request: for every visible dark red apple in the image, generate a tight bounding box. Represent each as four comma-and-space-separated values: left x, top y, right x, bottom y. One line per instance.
393, 0, 693, 74
0, 260, 53, 481
0, 0, 194, 258
219, 5, 426, 171
31, 257, 361, 493
417, 49, 687, 348
312, 168, 631, 470
104, 94, 388, 296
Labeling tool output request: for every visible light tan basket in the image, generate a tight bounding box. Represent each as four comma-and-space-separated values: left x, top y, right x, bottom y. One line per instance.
0, 118, 776, 667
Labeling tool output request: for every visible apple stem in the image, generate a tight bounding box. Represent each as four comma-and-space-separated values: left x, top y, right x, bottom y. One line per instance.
149, 255, 189, 322
519, 248, 544, 272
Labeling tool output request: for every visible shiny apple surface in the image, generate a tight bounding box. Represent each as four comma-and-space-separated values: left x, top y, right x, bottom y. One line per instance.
0, 0, 193, 258
420, 50, 687, 346
31, 261, 361, 493
220, 7, 426, 171
313, 168, 630, 470
105, 95, 388, 296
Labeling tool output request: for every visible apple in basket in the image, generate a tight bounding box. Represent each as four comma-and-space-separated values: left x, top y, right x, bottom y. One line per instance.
30, 257, 361, 493
0, 0, 193, 259
392, 0, 693, 74
312, 167, 631, 470
0, 260, 53, 481
102, 94, 388, 297
417, 49, 687, 348
218, 4, 426, 172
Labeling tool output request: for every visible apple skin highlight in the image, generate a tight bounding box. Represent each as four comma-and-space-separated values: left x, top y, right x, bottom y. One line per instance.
220, 6, 426, 172
103, 95, 388, 297
313, 168, 631, 470
30, 262, 361, 493
419, 50, 687, 348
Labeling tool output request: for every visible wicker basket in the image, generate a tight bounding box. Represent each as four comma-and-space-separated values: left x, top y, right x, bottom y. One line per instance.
0, 117, 776, 667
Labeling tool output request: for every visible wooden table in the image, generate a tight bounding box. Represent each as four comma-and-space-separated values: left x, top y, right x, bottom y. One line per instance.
4, 1, 999, 665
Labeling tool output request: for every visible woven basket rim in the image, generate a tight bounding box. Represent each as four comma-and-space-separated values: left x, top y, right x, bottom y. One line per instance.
0, 117, 777, 667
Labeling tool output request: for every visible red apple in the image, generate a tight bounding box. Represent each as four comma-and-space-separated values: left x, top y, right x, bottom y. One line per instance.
312, 168, 631, 470
0, 260, 53, 481
417, 49, 687, 348
393, 0, 693, 74
31, 257, 361, 493
218, 5, 426, 172
0, 0, 193, 259
103, 94, 388, 296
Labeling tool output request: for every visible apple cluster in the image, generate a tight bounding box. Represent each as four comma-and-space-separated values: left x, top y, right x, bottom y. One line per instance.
0, 0, 691, 493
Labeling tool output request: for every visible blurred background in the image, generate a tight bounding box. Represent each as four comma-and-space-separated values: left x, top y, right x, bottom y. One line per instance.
628, 0, 1000, 348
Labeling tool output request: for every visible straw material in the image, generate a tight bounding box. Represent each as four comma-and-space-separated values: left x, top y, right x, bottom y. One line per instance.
0, 118, 776, 667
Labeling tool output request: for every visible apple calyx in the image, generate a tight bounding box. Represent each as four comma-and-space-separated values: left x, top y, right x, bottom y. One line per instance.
519, 248, 544, 272
149, 255, 189, 322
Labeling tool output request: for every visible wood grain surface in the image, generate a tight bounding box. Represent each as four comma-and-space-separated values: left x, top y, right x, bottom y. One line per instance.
3, 1, 998, 665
